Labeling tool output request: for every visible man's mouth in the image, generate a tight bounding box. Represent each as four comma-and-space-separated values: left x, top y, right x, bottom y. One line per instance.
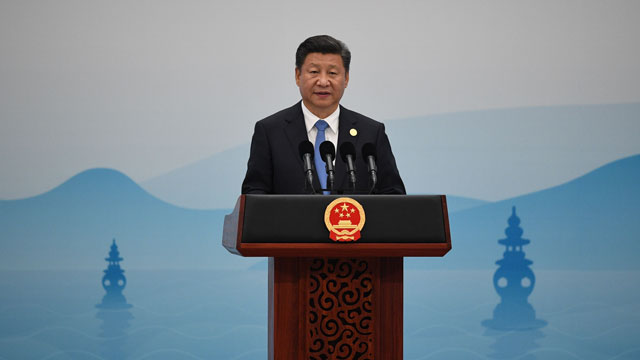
315, 91, 331, 96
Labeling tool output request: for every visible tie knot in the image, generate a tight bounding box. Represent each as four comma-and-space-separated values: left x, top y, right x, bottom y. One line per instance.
314, 119, 329, 131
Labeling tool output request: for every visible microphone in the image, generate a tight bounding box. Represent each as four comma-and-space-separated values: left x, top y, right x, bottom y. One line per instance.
362, 143, 377, 193
339, 142, 357, 190
298, 141, 316, 194
319, 141, 336, 192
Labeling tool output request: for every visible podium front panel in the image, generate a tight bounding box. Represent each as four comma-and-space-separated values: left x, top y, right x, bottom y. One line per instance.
223, 194, 452, 257
243, 195, 446, 243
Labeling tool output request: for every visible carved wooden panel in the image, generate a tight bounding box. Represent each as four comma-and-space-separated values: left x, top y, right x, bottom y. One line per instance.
307, 258, 376, 360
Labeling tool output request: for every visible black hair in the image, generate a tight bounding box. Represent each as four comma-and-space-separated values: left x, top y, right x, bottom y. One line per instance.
295, 35, 351, 73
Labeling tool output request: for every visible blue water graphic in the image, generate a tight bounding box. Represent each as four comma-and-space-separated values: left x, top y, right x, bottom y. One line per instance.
1, 270, 639, 359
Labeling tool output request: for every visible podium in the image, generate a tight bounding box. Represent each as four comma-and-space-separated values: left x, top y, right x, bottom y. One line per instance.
223, 195, 451, 359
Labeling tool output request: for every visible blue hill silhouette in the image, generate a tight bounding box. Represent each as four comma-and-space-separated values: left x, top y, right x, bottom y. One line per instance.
141, 103, 640, 209
142, 145, 249, 210
140, 145, 488, 212
2, 153, 639, 271
0, 168, 256, 270
388, 103, 640, 200
407, 153, 640, 270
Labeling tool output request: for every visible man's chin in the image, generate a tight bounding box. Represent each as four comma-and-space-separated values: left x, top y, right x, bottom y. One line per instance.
312, 103, 336, 111
305, 102, 339, 117
310, 97, 337, 107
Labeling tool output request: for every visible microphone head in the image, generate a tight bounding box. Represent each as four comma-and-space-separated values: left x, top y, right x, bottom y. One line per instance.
298, 140, 314, 159
319, 141, 336, 162
362, 143, 377, 161
339, 142, 356, 162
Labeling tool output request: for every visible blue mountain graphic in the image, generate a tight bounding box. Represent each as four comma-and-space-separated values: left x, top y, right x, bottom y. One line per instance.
141, 103, 640, 209
0, 168, 256, 270
139, 145, 488, 212
1, 153, 638, 271
407, 154, 640, 270
142, 145, 249, 210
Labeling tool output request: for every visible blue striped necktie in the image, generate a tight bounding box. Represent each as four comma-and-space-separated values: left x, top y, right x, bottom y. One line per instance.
314, 120, 329, 194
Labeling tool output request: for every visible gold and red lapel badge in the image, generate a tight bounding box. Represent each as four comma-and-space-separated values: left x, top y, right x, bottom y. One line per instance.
324, 197, 366, 242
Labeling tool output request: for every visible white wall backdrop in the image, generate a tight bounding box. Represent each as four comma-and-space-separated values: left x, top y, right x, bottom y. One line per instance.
1, 0, 639, 201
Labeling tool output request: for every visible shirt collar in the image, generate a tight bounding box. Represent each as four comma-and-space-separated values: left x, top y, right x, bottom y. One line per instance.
301, 101, 340, 134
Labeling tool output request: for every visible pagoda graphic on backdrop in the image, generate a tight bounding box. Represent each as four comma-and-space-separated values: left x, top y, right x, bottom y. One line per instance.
482, 207, 546, 330
96, 239, 132, 309
96, 239, 133, 359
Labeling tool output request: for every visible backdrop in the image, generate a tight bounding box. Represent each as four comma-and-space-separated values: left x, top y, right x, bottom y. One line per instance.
1, 1, 639, 359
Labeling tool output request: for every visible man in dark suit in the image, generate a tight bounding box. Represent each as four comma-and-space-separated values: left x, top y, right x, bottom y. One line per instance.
242, 35, 405, 195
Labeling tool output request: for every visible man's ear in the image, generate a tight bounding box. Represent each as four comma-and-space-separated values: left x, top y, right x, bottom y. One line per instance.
344, 71, 349, 88
295, 68, 301, 87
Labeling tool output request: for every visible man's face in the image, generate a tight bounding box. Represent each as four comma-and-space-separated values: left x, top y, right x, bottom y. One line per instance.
295, 52, 349, 118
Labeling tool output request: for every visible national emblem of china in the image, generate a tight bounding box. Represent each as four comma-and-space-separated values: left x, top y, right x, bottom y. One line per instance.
324, 197, 366, 242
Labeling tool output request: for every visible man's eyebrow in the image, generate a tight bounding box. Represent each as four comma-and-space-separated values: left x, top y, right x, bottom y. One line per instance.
307, 63, 340, 68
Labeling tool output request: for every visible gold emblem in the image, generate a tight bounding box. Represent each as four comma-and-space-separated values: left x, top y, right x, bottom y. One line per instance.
349, 128, 358, 136
324, 197, 366, 242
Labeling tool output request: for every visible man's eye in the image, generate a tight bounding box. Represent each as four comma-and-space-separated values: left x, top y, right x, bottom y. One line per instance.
329, 72, 338, 75
310, 70, 319, 74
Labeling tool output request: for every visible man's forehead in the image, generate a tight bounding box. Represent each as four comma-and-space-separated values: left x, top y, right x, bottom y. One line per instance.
302, 53, 344, 68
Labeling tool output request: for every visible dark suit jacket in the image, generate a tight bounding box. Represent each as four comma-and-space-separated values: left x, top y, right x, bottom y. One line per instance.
242, 102, 405, 195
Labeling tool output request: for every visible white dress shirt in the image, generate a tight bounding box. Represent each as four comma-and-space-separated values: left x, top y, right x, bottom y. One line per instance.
301, 101, 340, 154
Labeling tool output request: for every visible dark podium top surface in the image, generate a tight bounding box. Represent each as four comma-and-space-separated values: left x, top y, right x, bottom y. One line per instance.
223, 195, 452, 257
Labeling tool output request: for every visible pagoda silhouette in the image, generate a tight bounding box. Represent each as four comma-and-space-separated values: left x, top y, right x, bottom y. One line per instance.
96, 238, 133, 359
96, 239, 132, 309
482, 207, 546, 330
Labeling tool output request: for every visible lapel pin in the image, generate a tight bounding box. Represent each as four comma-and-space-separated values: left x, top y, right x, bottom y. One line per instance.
350, 128, 358, 137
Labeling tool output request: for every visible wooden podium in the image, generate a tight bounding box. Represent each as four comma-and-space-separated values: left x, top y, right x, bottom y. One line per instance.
223, 195, 451, 360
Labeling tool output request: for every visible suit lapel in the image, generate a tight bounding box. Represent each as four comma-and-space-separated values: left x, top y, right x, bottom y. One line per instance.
335, 106, 359, 193
283, 102, 322, 191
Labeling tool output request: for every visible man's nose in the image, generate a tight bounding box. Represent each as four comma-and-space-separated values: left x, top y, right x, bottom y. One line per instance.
316, 73, 330, 86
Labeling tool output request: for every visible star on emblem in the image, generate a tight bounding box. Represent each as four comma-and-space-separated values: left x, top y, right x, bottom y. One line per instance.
340, 203, 350, 212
